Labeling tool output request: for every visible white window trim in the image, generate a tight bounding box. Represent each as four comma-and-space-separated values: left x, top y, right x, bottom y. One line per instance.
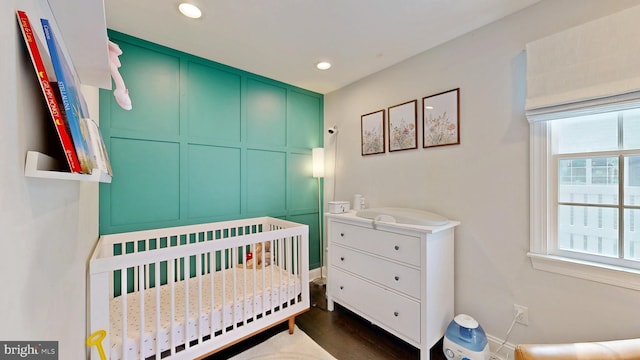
527, 253, 640, 290
529, 120, 640, 290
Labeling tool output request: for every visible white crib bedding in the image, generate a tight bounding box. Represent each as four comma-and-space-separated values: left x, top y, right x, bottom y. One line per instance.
109, 265, 301, 360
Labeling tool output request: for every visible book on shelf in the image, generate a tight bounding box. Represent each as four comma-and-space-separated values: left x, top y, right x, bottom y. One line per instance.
41, 17, 97, 175
16, 10, 82, 173
84, 118, 113, 176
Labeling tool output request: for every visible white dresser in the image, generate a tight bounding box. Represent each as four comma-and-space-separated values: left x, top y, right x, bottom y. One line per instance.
326, 211, 460, 360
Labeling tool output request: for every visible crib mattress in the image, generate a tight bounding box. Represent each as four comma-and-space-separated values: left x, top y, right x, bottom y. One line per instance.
109, 265, 301, 360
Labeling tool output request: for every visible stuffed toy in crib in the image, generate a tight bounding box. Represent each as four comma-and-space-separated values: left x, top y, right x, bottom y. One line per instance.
240, 242, 271, 268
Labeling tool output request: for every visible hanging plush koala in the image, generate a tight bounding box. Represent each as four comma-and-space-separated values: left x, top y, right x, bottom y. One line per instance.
108, 40, 132, 110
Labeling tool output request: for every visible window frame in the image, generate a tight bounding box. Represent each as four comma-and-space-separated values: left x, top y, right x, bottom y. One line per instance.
529, 109, 640, 291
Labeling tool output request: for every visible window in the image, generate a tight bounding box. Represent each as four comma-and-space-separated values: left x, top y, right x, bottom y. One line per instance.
530, 107, 640, 289
525, 4, 640, 289
554, 109, 640, 263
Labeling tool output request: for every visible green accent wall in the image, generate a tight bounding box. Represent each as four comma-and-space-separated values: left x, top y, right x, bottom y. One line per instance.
99, 31, 324, 269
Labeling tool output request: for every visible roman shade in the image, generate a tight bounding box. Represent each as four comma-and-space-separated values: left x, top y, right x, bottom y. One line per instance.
525, 5, 640, 122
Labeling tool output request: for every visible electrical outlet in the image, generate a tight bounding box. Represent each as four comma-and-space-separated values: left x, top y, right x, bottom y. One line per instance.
514, 304, 529, 325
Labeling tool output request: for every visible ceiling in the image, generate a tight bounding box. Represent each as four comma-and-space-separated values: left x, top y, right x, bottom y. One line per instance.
104, 0, 540, 95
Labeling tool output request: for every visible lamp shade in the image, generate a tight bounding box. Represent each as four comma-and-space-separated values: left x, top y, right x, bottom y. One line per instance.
312, 148, 325, 178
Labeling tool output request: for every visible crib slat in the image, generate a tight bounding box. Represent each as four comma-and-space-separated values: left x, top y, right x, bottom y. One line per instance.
155, 260, 161, 360
290, 236, 296, 303
197, 249, 203, 343
169, 258, 176, 356
252, 244, 257, 321
270, 241, 275, 314
146, 248, 151, 291
259, 244, 264, 316
232, 247, 237, 331
184, 252, 190, 351
278, 237, 284, 307
242, 246, 248, 325
285, 237, 289, 304
121, 267, 128, 360
214, 252, 219, 339
221, 249, 227, 335
294, 236, 302, 302
291, 236, 296, 304
138, 265, 144, 359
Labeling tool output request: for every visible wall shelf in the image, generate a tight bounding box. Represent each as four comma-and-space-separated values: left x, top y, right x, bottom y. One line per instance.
24, 151, 112, 183
21, 1, 111, 184
48, 0, 111, 89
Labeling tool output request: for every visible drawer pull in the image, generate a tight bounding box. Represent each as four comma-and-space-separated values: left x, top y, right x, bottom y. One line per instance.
339, 286, 344, 290
394, 245, 400, 251
340, 257, 345, 261
394, 276, 400, 281
394, 311, 399, 317
340, 233, 345, 237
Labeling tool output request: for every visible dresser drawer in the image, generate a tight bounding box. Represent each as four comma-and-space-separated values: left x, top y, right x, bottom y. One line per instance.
329, 268, 421, 343
330, 222, 421, 266
330, 245, 421, 299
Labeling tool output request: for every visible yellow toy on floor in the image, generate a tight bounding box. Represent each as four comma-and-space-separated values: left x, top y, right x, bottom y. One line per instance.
87, 330, 107, 360
239, 242, 271, 268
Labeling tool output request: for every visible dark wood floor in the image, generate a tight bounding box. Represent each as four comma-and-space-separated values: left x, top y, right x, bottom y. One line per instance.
207, 283, 447, 359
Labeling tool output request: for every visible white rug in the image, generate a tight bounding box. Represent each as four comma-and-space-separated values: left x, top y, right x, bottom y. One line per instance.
229, 325, 337, 360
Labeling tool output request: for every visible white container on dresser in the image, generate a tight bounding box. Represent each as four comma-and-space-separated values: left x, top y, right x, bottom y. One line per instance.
326, 211, 460, 360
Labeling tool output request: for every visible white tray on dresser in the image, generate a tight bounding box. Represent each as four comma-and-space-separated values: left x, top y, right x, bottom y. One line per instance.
326, 210, 460, 360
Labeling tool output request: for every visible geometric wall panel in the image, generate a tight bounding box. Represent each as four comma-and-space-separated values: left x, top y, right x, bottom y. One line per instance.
288, 90, 322, 148
187, 62, 241, 142
288, 152, 316, 211
108, 138, 180, 226
246, 149, 286, 214
246, 79, 286, 147
290, 212, 321, 269
187, 144, 241, 219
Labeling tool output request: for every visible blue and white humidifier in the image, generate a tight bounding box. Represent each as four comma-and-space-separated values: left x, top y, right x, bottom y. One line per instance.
443, 314, 490, 360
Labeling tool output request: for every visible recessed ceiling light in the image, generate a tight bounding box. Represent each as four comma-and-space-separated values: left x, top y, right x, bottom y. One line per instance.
179, 3, 202, 19
316, 61, 332, 70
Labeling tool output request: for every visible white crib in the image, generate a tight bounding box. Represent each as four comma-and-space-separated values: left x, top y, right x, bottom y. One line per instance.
88, 217, 309, 359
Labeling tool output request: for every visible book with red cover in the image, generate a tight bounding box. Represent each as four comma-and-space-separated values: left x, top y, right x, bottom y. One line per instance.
16, 10, 82, 173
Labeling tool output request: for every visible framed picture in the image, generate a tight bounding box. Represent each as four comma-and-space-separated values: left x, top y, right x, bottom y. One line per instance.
388, 100, 417, 152
361, 110, 385, 156
423, 88, 460, 148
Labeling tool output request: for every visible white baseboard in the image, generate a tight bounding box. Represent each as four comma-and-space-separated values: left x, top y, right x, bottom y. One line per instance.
487, 334, 515, 360
309, 266, 326, 282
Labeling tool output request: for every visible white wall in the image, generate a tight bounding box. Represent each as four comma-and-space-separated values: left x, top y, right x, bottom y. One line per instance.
1, 1, 99, 358
324, 0, 640, 346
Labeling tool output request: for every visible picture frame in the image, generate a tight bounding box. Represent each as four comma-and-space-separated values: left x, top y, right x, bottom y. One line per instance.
361, 109, 385, 156
388, 100, 417, 152
423, 88, 460, 148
